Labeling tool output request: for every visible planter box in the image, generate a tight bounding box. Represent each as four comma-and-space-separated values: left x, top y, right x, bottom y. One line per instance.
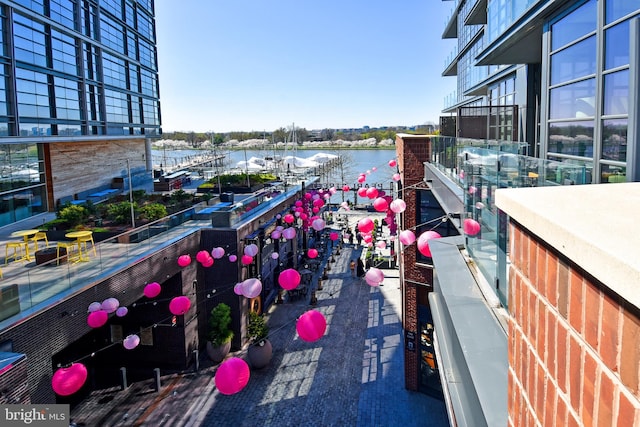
197, 183, 266, 194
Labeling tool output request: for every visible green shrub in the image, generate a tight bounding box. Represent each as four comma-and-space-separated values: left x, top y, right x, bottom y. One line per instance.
208, 303, 234, 346
58, 205, 88, 227
139, 203, 167, 221
247, 311, 269, 344
106, 201, 138, 224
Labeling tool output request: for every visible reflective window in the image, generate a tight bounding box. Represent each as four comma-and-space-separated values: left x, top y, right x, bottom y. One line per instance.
101, 0, 123, 20
16, 68, 50, 120
603, 70, 629, 116
548, 120, 594, 158
601, 119, 627, 162
85, 83, 100, 121
0, 7, 5, 57
142, 97, 158, 125
102, 52, 127, 89
140, 67, 156, 97
126, 31, 137, 60
605, 21, 630, 70
13, 14, 47, 68
125, 2, 135, 28
128, 63, 139, 92
19, 122, 51, 137
606, 0, 640, 24
139, 38, 155, 69
137, 9, 154, 41
81, 2, 97, 38
601, 164, 626, 183
51, 29, 77, 75
0, 64, 8, 117
550, 36, 596, 85
551, 0, 596, 50
13, 0, 44, 15
104, 88, 128, 124
49, 0, 75, 30
130, 95, 140, 124
57, 123, 81, 136
100, 14, 125, 54
53, 77, 80, 121
549, 78, 596, 119
83, 43, 98, 81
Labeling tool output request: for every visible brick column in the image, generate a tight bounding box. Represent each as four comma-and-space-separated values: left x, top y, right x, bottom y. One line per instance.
508, 222, 640, 425
396, 134, 432, 391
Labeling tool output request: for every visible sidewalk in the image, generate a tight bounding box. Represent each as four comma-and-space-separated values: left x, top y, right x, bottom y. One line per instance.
69, 217, 449, 426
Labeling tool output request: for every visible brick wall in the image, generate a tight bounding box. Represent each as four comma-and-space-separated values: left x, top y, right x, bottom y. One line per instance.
0, 355, 29, 403
508, 221, 640, 425
396, 134, 432, 391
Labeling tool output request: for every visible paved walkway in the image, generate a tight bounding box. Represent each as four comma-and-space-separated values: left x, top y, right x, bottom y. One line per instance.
69, 220, 449, 426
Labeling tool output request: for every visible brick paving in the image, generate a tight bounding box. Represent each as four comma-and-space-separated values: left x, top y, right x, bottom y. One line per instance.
69, 214, 450, 427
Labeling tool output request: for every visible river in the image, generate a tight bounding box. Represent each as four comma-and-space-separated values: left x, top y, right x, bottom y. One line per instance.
152, 147, 399, 204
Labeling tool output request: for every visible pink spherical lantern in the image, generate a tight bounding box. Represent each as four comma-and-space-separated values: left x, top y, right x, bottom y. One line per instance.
307, 248, 318, 259
177, 254, 191, 267
234, 283, 244, 295
475, 202, 485, 210
365, 187, 378, 199
241, 255, 254, 265
115, 306, 129, 317
463, 218, 481, 236
296, 310, 327, 342
357, 175, 366, 183
215, 357, 250, 395
358, 218, 375, 234
271, 230, 281, 240
123, 334, 140, 350
196, 250, 210, 263
357, 187, 367, 198
282, 227, 296, 240
244, 244, 259, 257
87, 301, 102, 312
365, 267, 385, 286
329, 231, 339, 241
211, 247, 225, 259
304, 192, 312, 200
389, 159, 397, 167
271, 252, 279, 260
295, 200, 303, 207
390, 199, 407, 214
372, 197, 388, 212
241, 278, 263, 298
101, 297, 119, 314
417, 231, 442, 257
468, 186, 477, 195
144, 282, 162, 298
313, 198, 325, 208
229, 254, 237, 262
169, 296, 191, 315
87, 310, 108, 328
283, 213, 295, 224
52, 363, 88, 396
342, 185, 350, 192
278, 268, 301, 291
363, 233, 373, 243
311, 218, 325, 231
399, 230, 416, 246
201, 256, 214, 268
376, 240, 386, 249
392, 173, 401, 182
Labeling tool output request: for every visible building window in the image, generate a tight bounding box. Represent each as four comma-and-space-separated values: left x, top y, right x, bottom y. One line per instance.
415, 190, 458, 264
49, 0, 76, 30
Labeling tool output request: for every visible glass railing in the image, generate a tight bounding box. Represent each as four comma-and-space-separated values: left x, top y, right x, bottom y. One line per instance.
0, 180, 310, 329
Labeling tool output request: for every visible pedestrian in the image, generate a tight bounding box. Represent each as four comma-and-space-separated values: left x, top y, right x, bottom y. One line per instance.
356, 232, 362, 247
350, 259, 356, 277
357, 258, 365, 278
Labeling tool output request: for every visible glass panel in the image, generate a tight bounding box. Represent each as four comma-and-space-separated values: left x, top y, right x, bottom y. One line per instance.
601, 119, 627, 162
601, 163, 627, 183
549, 78, 596, 119
550, 36, 596, 85
551, 0, 597, 50
548, 120, 594, 158
605, 21, 630, 69
606, 0, 640, 24
603, 70, 629, 115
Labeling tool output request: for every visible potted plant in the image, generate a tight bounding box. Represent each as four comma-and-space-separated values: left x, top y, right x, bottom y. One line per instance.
206, 303, 234, 362
246, 311, 272, 369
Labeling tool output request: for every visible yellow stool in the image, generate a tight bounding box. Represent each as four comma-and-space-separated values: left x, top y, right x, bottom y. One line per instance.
5, 242, 27, 264
78, 234, 96, 257
31, 231, 49, 251
56, 241, 78, 264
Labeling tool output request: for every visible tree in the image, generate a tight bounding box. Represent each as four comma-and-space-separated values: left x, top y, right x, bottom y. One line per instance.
272, 127, 287, 143
321, 128, 335, 141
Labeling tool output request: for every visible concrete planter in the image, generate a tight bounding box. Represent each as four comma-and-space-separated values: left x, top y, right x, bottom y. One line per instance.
247, 339, 272, 369
206, 341, 231, 363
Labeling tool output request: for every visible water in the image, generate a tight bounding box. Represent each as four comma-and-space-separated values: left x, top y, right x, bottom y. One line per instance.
152, 147, 399, 204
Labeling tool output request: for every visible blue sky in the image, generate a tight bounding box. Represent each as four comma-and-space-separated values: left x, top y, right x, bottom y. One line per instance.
155, 1, 457, 133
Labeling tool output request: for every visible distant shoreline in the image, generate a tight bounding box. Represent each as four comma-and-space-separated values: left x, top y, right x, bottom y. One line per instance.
153, 138, 397, 151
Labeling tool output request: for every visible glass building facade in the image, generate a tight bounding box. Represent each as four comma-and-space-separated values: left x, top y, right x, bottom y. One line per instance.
0, 0, 160, 226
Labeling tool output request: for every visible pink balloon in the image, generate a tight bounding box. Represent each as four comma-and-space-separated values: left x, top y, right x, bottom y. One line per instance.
295, 200, 303, 207
123, 334, 140, 350
234, 283, 244, 295
177, 254, 191, 267
392, 173, 401, 182
102, 297, 119, 313
278, 268, 301, 290
468, 186, 477, 195
329, 232, 339, 241
365, 187, 378, 199
357, 175, 366, 183
271, 230, 281, 240
241, 278, 263, 298
365, 267, 385, 286
357, 187, 367, 197
463, 218, 481, 236
229, 254, 237, 262
211, 247, 225, 259
244, 244, 259, 257
313, 198, 325, 208
144, 282, 162, 298
342, 185, 350, 192
169, 296, 191, 315
399, 230, 416, 246
311, 218, 325, 231
215, 357, 250, 395
389, 159, 397, 167
282, 227, 296, 240
363, 234, 373, 243
307, 248, 318, 259
304, 192, 312, 200
241, 255, 254, 265
115, 306, 129, 317
271, 252, 279, 260
202, 256, 214, 267
296, 310, 327, 342
87, 310, 108, 328
52, 363, 88, 396
196, 250, 210, 263
284, 213, 295, 224
372, 197, 388, 212
390, 199, 406, 214
376, 241, 386, 249
87, 301, 102, 312
417, 231, 441, 257
358, 218, 374, 234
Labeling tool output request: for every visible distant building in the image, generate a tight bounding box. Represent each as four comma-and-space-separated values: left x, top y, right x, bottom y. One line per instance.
0, 0, 161, 227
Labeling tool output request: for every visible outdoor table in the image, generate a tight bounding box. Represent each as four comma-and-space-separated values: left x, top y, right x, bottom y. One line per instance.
10, 229, 39, 261
64, 230, 94, 262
